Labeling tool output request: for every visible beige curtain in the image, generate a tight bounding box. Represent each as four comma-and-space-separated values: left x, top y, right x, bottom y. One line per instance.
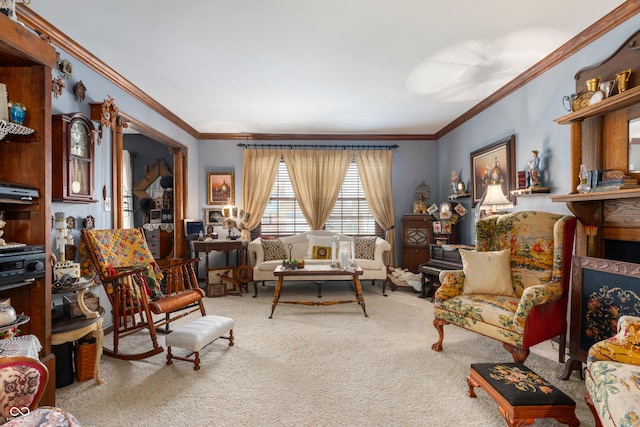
241, 149, 281, 241
355, 150, 396, 266
283, 150, 351, 230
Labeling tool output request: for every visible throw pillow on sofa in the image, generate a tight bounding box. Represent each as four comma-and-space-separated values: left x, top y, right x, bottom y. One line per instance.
354, 236, 376, 260
262, 238, 287, 261
306, 235, 338, 258
460, 248, 516, 296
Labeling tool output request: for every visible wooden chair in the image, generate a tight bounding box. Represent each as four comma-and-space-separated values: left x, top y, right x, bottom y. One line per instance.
80, 228, 206, 360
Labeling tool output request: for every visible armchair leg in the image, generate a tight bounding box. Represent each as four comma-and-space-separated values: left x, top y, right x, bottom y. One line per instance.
432, 318, 448, 352
504, 343, 530, 363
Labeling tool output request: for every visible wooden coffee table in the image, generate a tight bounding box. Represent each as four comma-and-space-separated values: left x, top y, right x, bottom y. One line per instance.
269, 265, 367, 318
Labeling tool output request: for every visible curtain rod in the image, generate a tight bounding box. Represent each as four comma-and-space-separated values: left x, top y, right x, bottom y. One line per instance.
236, 143, 398, 150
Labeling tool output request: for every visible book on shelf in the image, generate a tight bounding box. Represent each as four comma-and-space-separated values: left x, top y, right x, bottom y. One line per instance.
588, 169, 639, 191
590, 183, 640, 192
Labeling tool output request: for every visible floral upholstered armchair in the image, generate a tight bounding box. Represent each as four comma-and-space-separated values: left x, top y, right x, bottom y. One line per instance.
431, 211, 576, 363
585, 315, 640, 427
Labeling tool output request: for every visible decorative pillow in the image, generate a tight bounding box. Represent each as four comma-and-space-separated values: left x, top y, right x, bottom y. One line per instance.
312, 246, 332, 259
262, 239, 287, 261
306, 235, 338, 258
460, 249, 516, 296
354, 236, 376, 260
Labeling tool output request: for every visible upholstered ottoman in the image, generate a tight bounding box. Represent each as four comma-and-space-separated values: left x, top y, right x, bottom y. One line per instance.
467, 363, 579, 427
165, 315, 234, 370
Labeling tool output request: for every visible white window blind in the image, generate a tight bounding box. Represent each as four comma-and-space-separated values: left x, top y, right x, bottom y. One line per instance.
261, 158, 377, 236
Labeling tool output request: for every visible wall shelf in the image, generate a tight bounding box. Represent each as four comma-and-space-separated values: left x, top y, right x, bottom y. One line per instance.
555, 85, 640, 125
551, 188, 640, 202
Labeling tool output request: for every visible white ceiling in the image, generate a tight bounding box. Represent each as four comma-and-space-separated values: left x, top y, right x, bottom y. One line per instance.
25, 0, 627, 135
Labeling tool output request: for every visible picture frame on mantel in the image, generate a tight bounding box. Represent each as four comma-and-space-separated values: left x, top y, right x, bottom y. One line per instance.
207, 172, 234, 205
470, 135, 516, 206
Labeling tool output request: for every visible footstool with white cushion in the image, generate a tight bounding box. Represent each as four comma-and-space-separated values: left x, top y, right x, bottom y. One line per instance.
165, 315, 234, 370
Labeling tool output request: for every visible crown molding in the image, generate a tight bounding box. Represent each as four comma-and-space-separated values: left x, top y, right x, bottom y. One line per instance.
17, 3, 640, 142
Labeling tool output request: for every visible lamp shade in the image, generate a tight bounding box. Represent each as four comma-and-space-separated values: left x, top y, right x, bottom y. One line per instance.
480, 184, 513, 213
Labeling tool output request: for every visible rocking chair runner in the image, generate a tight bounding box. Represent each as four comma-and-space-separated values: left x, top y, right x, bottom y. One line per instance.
80, 228, 206, 360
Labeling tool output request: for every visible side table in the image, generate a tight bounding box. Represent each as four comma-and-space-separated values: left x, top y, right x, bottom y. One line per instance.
52, 278, 104, 385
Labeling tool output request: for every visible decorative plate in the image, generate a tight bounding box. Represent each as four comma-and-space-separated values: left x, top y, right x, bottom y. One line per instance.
572, 91, 594, 112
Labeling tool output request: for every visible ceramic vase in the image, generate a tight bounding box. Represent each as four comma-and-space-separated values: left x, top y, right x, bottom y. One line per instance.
8, 101, 25, 125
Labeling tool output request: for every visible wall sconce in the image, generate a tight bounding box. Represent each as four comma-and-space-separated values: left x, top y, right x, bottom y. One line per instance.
480, 184, 513, 215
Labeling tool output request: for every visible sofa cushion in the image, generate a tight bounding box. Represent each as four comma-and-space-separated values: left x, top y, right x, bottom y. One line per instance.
460, 249, 516, 296
306, 235, 339, 258
262, 239, 287, 261
354, 236, 376, 260
311, 245, 332, 259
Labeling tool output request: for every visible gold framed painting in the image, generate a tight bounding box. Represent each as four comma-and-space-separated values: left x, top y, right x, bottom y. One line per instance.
470, 135, 516, 206
207, 172, 234, 205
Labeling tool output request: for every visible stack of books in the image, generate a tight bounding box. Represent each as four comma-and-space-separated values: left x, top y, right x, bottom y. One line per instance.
588, 169, 640, 192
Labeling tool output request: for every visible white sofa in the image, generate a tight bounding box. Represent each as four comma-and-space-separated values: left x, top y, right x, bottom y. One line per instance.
248, 230, 391, 286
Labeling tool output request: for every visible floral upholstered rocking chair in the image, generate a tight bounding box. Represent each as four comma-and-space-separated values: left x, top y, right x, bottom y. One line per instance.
432, 211, 576, 363
80, 228, 206, 360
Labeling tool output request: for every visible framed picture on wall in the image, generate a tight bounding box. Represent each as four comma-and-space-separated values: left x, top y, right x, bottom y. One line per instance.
470, 135, 516, 206
205, 208, 224, 225
207, 172, 234, 205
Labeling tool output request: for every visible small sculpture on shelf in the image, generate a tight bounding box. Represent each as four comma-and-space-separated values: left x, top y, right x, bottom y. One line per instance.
448, 170, 470, 200
514, 149, 551, 195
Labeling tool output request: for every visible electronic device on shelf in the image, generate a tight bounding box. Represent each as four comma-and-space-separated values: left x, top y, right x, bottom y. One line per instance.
0, 244, 46, 287
0, 182, 39, 201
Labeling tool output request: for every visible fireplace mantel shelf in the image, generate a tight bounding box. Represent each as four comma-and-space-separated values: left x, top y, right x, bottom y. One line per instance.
551, 188, 640, 203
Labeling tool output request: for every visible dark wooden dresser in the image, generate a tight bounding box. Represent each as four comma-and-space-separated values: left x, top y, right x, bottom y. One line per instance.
401, 214, 433, 272
419, 244, 473, 299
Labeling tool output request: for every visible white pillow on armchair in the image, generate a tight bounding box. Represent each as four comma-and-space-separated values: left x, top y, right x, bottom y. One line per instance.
460, 248, 516, 296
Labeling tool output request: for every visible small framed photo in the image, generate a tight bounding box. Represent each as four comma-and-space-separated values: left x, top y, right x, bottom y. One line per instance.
205, 208, 224, 225
432, 221, 442, 233
427, 203, 438, 215
442, 221, 452, 234
207, 172, 234, 205
454, 204, 468, 217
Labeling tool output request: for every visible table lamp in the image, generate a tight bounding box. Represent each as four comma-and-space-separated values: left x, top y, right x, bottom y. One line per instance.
480, 184, 513, 215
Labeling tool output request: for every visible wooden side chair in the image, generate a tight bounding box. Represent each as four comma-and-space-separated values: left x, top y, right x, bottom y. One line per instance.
80, 228, 206, 360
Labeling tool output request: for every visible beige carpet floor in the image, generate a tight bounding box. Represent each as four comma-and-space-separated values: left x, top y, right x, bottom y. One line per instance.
56, 281, 593, 427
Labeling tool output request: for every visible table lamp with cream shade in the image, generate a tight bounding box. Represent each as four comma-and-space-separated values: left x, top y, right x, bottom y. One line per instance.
478, 184, 513, 216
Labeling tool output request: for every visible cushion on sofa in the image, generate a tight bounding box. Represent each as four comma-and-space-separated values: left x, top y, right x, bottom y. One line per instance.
262, 239, 287, 261
306, 235, 339, 258
354, 236, 376, 260
460, 249, 515, 296
312, 245, 332, 259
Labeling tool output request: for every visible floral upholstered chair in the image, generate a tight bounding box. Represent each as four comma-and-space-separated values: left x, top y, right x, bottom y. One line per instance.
431, 211, 576, 363
0, 357, 79, 426
80, 228, 206, 360
585, 315, 640, 427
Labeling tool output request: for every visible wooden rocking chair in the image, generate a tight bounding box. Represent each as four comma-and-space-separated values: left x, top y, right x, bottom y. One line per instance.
80, 228, 206, 360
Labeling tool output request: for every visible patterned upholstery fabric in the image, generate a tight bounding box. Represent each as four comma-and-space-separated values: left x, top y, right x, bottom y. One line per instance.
3, 407, 80, 426
261, 239, 287, 261
585, 316, 640, 427
354, 236, 376, 260
433, 211, 575, 359
80, 228, 164, 298
0, 362, 44, 424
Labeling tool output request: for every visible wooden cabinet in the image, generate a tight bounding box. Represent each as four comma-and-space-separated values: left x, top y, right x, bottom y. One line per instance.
401, 214, 433, 273
0, 13, 57, 405
52, 113, 97, 203
144, 228, 173, 259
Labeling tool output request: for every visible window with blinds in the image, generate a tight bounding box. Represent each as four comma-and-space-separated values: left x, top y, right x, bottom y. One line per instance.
261, 158, 378, 236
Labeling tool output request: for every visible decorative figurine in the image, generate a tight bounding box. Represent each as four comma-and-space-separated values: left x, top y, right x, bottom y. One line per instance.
528, 150, 541, 188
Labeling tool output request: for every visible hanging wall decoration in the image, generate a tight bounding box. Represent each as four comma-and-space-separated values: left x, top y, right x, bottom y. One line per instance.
51, 76, 65, 99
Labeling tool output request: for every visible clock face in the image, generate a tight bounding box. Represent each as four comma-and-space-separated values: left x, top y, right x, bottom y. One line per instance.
70, 121, 89, 158
440, 202, 453, 220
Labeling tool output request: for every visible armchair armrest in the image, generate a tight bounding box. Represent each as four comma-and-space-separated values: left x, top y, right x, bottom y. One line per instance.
434, 270, 465, 302
248, 239, 265, 266
513, 282, 563, 332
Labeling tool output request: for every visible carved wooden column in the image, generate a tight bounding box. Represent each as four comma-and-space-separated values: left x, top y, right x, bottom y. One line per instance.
569, 121, 582, 193
170, 146, 187, 258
